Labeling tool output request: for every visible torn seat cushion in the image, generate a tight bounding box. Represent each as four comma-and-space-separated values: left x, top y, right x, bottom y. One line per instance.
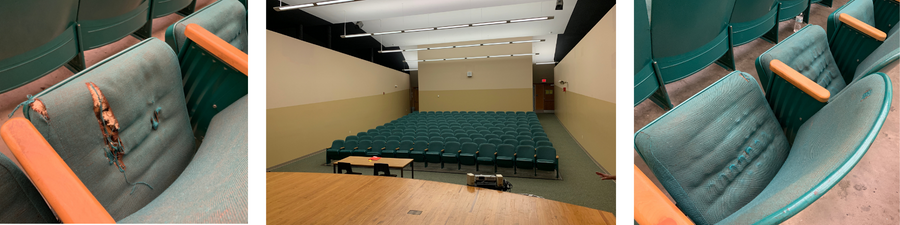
26, 39, 196, 220
169, 0, 247, 53
634, 71, 791, 225
0, 153, 56, 223
120, 95, 248, 223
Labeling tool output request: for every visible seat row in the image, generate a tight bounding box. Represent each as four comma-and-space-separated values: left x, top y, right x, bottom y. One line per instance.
327, 140, 558, 178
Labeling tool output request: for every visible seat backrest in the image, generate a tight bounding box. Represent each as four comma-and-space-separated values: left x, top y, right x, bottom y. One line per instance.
488, 138, 502, 146
344, 140, 359, 149
536, 146, 556, 159
385, 140, 400, 150
428, 141, 444, 151
516, 136, 531, 141
413, 141, 428, 150
23, 39, 196, 220
756, 25, 846, 96
649, 0, 736, 59
497, 144, 515, 157
430, 137, 443, 142
634, 71, 791, 224
534, 137, 550, 142
853, 27, 900, 82
77, 0, 148, 49
358, 140, 372, 150
387, 136, 400, 141
371, 140, 385, 152
731, 0, 777, 24
473, 138, 487, 145
827, 0, 876, 40
478, 144, 496, 157
337, 162, 354, 174
0, 0, 79, 93
444, 137, 459, 143
520, 140, 536, 147
329, 140, 344, 149
503, 139, 518, 146
345, 136, 358, 141
399, 140, 414, 150
461, 143, 478, 154
445, 142, 461, 153
536, 141, 553, 147
374, 163, 391, 175
166, 0, 247, 53
459, 137, 473, 144
516, 145, 535, 158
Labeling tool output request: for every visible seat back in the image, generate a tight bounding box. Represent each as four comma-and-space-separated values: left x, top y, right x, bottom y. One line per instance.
329, 140, 344, 149
166, 0, 247, 53
77, 0, 149, 49
358, 140, 372, 150
503, 139, 519, 146
649, 0, 737, 82
478, 144, 496, 157
413, 141, 428, 151
496, 144, 515, 157
519, 140, 535, 147
0, 0, 79, 93
345, 136, 358, 141
429, 141, 444, 152
635, 71, 791, 224
461, 142, 478, 154
777, 0, 810, 21
854, 28, 899, 82
536, 146, 556, 160
22, 39, 196, 220
516, 135, 531, 141
152, 0, 193, 18
445, 142, 461, 153
337, 162, 358, 174
730, 0, 778, 45
370, 140, 385, 153
459, 137, 473, 144
343, 140, 359, 150
385, 140, 400, 151
473, 138, 487, 145
373, 163, 393, 176
516, 145, 535, 159
399, 140, 414, 150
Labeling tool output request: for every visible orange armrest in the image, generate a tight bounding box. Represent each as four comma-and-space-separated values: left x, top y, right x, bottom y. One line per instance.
0, 118, 114, 223
184, 23, 249, 75
634, 165, 693, 225
340, 147, 345, 150
839, 13, 887, 41
367, 147, 372, 150
769, 60, 831, 102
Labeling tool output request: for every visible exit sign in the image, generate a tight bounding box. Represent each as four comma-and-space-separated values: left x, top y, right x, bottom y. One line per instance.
541, 79, 546, 83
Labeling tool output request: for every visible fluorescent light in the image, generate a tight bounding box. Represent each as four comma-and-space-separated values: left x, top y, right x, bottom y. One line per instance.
444, 57, 465, 61
466, 56, 488, 59
407, 48, 427, 51
403, 68, 418, 71
489, 55, 512, 58
318, 0, 353, 5
341, 33, 371, 38
436, 24, 469, 30
401, 59, 424, 62
510, 17, 551, 23
429, 46, 453, 50
483, 42, 511, 46
373, 31, 401, 35
425, 59, 444, 62
274, 0, 362, 11
378, 49, 402, 53
535, 62, 557, 65
472, 21, 508, 26
342, 16, 553, 38
512, 39, 544, 44
513, 53, 538, 56
456, 44, 481, 48
404, 28, 434, 33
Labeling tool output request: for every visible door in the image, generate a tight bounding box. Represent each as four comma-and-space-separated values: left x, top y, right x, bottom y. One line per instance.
410, 87, 419, 112
534, 83, 554, 112
534, 84, 545, 111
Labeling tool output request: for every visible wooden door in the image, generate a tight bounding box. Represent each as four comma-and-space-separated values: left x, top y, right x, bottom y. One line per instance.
544, 83, 555, 110
410, 87, 419, 112
534, 84, 545, 110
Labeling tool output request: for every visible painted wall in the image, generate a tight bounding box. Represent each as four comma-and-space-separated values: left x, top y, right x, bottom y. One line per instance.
418, 37, 533, 112
267, 31, 410, 168
554, 6, 617, 174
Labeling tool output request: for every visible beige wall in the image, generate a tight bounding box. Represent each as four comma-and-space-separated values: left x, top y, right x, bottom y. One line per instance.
267, 31, 410, 168
533, 64, 554, 83
554, 6, 617, 174
418, 37, 533, 111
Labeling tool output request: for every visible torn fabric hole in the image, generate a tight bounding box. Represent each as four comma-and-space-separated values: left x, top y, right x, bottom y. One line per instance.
151, 107, 161, 130
86, 82, 152, 193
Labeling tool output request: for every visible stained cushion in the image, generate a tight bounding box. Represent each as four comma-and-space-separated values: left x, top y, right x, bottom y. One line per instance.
120, 95, 247, 223
634, 71, 790, 224
26, 38, 195, 220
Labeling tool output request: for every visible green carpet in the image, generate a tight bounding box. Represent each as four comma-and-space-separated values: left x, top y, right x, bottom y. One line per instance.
270, 113, 616, 214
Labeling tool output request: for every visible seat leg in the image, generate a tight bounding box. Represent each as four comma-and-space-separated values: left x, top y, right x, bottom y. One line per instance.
476, 163, 479, 171
649, 62, 673, 110
715, 26, 736, 71
761, 5, 780, 44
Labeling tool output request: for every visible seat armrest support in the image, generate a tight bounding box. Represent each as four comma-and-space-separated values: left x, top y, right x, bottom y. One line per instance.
184, 24, 249, 75
0, 118, 115, 223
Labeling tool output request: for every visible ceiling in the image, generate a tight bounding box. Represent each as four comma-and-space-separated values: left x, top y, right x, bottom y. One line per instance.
269, 0, 613, 71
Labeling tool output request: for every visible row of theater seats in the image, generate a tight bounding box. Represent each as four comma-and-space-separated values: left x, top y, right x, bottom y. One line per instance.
326, 111, 560, 177
634, 0, 897, 110
0, 0, 248, 223
634, 0, 897, 224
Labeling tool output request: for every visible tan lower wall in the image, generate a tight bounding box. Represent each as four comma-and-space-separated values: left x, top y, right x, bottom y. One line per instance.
266, 90, 409, 168
555, 87, 616, 174
419, 88, 532, 112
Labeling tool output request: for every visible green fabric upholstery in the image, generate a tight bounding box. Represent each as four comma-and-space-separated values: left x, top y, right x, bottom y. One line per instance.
778, 0, 811, 22
353, 140, 371, 156
396, 140, 413, 158
325, 140, 343, 163
424, 141, 444, 164
854, 27, 899, 82
730, 0, 779, 45
0, 153, 56, 223
25, 38, 196, 220
757, 25, 846, 95
119, 95, 247, 223
382, 140, 399, 157
339, 140, 357, 159
475, 143, 497, 166
515, 145, 536, 170
826, 0, 894, 81
718, 72, 892, 224
77, 0, 150, 49
441, 142, 461, 167
635, 71, 790, 225
458, 143, 478, 166
648, 0, 736, 83
495, 144, 516, 168
410, 141, 428, 162
366, 140, 385, 156
0, 0, 80, 93
166, 0, 247, 54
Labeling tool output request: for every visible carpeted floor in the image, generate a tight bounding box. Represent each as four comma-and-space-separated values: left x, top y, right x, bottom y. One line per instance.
270, 113, 616, 214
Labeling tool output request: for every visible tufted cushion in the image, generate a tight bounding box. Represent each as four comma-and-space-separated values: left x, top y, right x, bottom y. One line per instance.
758, 25, 846, 98
635, 71, 790, 225
167, 0, 246, 53
120, 95, 247, 223
26, 39, 196, 220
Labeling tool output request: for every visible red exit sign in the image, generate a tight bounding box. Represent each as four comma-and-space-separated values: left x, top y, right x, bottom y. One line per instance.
541, 78, 546, 83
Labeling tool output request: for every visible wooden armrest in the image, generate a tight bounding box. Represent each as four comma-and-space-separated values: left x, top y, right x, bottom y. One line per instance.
367, 147, 372, 150
556, 155, 559, 159
770, 60, 831, 102
396, 147, 400, 150
458, 150, 462, 153
0, 118, 115, 223
424, 148, 429, 151
184, 24, 249, 75
353, 147, 358, 150
839, 13, 887, 41
635, 165, 693, 225
340, 147, 345, 150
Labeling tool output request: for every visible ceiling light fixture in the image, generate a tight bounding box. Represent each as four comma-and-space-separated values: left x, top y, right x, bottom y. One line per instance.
273, 0, 363, 11
403, 68, 418, 71
377, 39, 545, 53
535, 62, 557, 65
341, 16, 554, 38
402, 53, 539, 62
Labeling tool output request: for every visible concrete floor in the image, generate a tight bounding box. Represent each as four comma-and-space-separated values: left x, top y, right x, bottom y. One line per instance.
634, 0, 900, 224
0, 0, 216, 167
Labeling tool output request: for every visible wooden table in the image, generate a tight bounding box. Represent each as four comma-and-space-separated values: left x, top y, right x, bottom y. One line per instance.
333, 156, 414, 178
267, 172, 616, 224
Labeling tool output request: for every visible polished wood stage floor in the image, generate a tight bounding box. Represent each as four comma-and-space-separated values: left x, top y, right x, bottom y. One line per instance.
267, 172, 615, 224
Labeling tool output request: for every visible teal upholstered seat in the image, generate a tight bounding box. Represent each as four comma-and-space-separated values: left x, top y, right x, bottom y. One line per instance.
382, 140, 399, 157
366, 140, 385, 156
166, 0, 247, 54
635, 71, 891, 224
827, 0, 899, 79
325, 140, 344, 163
535, 146, 559, 178
395, 140, 414, 158
424, 141, 444, 166
515, 145, 536, 174
495, 144, 516, 169
338, 140, 358, 159
0, 153, 56, 223
475, 143, 497, 172
353, 140, 372, 156
410, 141, 428, 161
440, 141, 461, 168
730, 0, 779, 45
458, 142, 478, 169
0, 0, 80, 93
